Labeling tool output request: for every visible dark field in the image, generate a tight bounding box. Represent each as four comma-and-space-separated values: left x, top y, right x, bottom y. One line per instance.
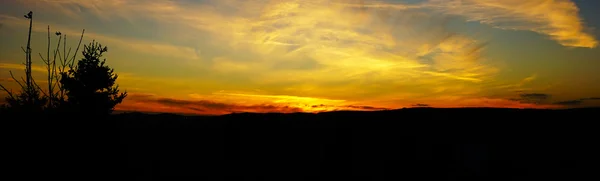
5, 108, 599, 180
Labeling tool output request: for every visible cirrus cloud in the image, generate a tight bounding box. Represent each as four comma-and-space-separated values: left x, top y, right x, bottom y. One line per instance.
346, 0, 598, 48
427, 0, 597, 48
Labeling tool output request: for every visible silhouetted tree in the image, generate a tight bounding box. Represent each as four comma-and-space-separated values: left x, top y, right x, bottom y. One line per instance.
59, 40, 127, 117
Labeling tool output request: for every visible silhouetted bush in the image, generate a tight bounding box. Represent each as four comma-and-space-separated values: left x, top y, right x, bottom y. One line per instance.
59, 40, 127, 117
4, 87, 47, 114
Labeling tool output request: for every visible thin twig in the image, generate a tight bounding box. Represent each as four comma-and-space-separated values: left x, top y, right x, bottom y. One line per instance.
0, 83, 15, 100
52, 34, 63, 99
56, 51, 63, 68
39, 53, 48, 64
20, 77, 26, 86
70, 29, 85, 67
63, 34, 66, 66
56, 38, 63, 66
66, 47, 72, 62
31, 78, 47, 97
9, 71, 25, 90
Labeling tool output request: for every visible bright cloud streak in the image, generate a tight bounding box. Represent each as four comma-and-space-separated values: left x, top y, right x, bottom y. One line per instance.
341, 0, 598, 48
427, 0, 598, 48
432, 0, 598, 48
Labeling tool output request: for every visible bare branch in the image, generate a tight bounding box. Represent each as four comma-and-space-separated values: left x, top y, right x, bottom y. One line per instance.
20, 77, 26, 86
56, 50, 63, 67
39, 52, 48, 64
31, 78, 47, 97
70, 29, 85, 67
66, 47, 72, 61
54, 35, 63, 64
9, 71, 25, 90
63, 34, 66, 64
0, 83, 15, 100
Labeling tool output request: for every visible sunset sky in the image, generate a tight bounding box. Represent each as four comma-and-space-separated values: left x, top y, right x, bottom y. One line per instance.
1, 0, 599, 115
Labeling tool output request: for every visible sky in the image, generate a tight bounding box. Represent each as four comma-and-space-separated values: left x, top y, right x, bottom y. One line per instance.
0, 0, 599, 115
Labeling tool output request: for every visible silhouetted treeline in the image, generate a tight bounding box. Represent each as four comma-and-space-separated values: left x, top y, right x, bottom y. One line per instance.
115, 108, 600, 181
5, 108, 598, 180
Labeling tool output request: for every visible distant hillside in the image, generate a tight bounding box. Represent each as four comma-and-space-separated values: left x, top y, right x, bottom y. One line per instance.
112, 107, 600, 180
4, 107, 598, 180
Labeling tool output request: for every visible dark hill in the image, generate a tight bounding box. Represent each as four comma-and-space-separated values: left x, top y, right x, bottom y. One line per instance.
3, 108, 599, 180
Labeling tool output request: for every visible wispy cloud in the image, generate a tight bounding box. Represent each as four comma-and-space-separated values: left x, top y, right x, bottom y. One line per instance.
554, 97, 600, 106
511, 93, 552, 104
337, 0, 598, 48
9, 0, 498, 80
0, 63, 46, 73
426, 0, 598, 48
0, 13, 199, 61
412, 103, 431, 107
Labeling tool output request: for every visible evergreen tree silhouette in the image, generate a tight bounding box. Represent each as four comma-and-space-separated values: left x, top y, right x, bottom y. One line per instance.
60, 40, 127, 117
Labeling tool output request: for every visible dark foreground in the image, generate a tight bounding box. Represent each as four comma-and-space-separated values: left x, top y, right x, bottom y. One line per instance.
5, 108, 599, 180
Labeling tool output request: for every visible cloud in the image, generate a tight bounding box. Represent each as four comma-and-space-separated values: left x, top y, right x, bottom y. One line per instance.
342, 105, 389, 111
153, 98, 303, 114
341, 0, 598, 48
118, 91, 396, 115
425, 0, 598, 48
219, 1, 497, 92
0, 63, 47, 73
554, 100, 582, 106
581, 97, 600, 101
309, 104, 389, 111
9, 0, 498, 82
486, 74, 540, 94
0, 13, 199, 61
121, 92, 321, 115
519, 74, 537, 86
554, 97, 600, 106
0, 62, 54, 90
0, 77, 16, 82
412, 103, 431, 107
126, 92, 156, 100
510, 93, 552, 104
444, 96, 562, 108
520, 93, 551, 100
